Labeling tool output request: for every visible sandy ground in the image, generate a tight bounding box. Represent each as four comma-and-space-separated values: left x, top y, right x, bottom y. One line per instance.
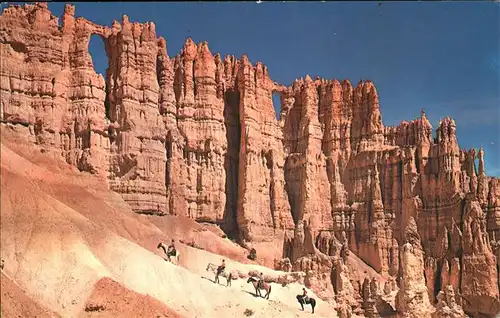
1, 272, 59, 318
0, 125, 338, 317
81, 277, 181, 317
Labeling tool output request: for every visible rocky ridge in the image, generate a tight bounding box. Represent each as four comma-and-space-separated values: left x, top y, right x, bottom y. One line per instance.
1, 3, 499, 316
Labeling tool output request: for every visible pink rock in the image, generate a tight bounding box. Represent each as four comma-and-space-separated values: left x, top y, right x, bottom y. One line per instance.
2, 4, 500, 315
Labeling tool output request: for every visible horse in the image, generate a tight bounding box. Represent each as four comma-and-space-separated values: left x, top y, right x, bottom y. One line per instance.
247, 277, 272, 299
296, 294, 316, 314
206, 263, 233, 287
157, 242, 180, 264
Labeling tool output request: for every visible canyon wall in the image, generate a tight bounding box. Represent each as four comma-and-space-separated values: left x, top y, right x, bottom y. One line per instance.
1, 3, 499, 316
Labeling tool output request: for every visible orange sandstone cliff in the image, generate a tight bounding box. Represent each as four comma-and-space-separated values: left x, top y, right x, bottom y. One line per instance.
1, 3, 499, 316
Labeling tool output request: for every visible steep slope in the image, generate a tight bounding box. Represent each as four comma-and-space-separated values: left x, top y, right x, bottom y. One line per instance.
1, 272, 59, 318
0, 125, 337, 317
80, 277, 181, 318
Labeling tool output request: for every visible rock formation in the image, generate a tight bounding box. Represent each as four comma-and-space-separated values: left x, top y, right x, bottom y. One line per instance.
1, 3, 499, 316
433, 285, 466, 318
396, 216, 434, 317
361, 277, 395, 317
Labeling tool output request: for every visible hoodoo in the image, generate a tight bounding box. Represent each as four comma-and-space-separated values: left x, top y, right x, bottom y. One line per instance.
1, 3, 499, 316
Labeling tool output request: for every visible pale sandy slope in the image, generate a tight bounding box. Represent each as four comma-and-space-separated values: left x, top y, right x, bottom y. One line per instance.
0, 126, 337, 318
1, 271, 58, 318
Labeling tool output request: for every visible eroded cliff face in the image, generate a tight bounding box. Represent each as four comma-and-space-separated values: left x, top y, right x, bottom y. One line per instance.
395, 217, 434, 317
1, 3, 499, 316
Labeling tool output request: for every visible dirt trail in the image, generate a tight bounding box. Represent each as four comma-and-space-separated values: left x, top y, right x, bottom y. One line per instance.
0, 126, 337, 317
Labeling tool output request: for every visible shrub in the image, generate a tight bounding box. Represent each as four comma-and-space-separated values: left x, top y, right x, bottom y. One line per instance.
247, 248, 257, 260
244, 309, 254, 316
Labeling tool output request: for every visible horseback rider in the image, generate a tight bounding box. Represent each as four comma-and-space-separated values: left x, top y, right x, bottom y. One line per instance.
217, 259, 226, 276
166, 239, 177, 261
302, 287, 309, 303
257, 272, 264, 289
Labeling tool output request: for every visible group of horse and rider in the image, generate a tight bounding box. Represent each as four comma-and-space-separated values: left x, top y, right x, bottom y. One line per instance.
157, 239, 316, 313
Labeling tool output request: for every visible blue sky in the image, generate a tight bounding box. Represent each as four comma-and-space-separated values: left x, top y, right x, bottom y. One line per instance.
6, 2, 500, 176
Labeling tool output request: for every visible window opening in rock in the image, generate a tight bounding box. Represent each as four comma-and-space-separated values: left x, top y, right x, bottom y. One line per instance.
89, 34, 110, 121
89, 34, 106, 79
431, 121, 438, 144
474, 157, 479, 175
272, 92, 281, 120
